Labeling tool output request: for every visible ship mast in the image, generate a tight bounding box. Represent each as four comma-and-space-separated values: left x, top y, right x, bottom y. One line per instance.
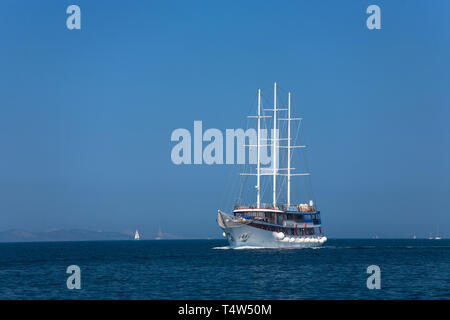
279, 91, 307, 207
242, 89, 271, 207
287, 92, 291, 207
257, 89, 261, 209
272, 82, 277, 207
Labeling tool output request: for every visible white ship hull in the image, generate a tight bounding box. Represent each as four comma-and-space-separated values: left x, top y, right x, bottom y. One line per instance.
217, 211, 326, 249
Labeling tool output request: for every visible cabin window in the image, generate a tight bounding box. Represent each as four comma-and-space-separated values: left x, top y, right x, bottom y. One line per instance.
280, 215, 285, 225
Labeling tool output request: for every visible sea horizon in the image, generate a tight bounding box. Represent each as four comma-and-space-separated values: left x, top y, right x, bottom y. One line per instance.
0, 237, 447, 243
0, 229, 446, 244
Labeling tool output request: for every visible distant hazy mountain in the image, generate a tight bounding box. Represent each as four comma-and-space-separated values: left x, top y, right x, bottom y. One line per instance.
0, 229, 132, 242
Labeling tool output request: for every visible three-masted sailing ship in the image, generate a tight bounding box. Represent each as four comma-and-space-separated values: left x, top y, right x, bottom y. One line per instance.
217, 83, 327, 248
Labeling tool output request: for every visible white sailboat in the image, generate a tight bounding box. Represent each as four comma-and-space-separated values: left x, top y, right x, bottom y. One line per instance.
134, 230, 140, 240
155, 226, 162, 240
435, 226, 441, 240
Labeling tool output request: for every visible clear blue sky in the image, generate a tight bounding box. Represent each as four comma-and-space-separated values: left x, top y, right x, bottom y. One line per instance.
0, 1, 449, 238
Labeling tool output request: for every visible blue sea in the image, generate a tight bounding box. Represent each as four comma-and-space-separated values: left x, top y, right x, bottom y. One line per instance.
0, 239, 448, 300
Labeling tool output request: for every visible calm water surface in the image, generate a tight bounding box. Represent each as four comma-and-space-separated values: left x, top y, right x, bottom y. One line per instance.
0, 239, 448, 299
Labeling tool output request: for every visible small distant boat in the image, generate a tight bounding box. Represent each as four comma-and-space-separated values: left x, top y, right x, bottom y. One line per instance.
434, 226, 441, 240
155, 226, 163, 240
134, 230, 140, 240
413, 234, 416, 240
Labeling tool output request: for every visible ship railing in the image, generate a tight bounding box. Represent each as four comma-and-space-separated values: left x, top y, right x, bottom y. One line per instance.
281, 204, 317, 212
234, 203, 284, 210
234, 203, 317, 212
